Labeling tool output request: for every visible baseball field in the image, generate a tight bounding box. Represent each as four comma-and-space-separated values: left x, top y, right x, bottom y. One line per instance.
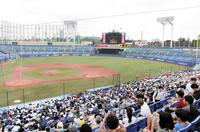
0, 56, 188, 106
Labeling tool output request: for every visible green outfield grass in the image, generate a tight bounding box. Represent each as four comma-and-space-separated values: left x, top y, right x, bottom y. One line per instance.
0, 56, 189, 107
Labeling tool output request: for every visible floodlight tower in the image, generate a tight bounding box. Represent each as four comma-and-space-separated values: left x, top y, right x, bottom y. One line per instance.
64, 21, 78, 44
196, 34, 200, 64
157, 16, 174, 48
0, 21, 2, 44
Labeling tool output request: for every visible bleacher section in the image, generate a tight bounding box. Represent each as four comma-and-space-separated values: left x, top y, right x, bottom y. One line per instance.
125, 98, 200, 132
123, 47, 198, 66
0, 44, 200, 67
1, 87, 199, 132
0, 44, 95, 59
0, 50, 9, 62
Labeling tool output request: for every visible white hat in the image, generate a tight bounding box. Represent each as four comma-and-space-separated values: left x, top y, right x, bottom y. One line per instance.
80, 116, 83, 119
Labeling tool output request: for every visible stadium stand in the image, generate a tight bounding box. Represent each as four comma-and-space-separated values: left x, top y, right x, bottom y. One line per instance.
0, 68, 200, 131
0, 44, 95, 59
0, 44, 199, 67
122, 47, 198, 66
0, 45, 200, 131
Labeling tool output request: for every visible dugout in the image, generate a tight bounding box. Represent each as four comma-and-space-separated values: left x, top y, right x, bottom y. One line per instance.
95, 48, 124, 54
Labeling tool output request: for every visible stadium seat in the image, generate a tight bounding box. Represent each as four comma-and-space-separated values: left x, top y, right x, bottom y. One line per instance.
149, 103, 155, 112
126, 123, 137, 132
177, 123, 192, 132
190, 116, 200, 131
137, 118, 147, 130
196, 99, 200, 109
155, 98, 168, 110
126, 124, 138, 132
132, 109, 140, 116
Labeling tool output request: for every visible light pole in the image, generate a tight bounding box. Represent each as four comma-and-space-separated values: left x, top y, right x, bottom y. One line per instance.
162, 23, 165, 47
170, 22, 173, 48
196, 34, 200, 64
157, 16, 174, 48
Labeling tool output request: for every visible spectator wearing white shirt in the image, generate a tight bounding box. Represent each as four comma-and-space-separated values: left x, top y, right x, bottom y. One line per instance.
122, 107, 136, 127
153, 86, 165, 102
137, 98, 151, 118
185, 78, 196, 95
12, 123, 20, 132
0, 69, 197, 131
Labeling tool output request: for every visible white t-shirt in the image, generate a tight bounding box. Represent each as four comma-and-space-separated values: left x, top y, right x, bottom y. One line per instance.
122, 116, 136, 127
57, 121, 64, 129
186, 82, 193, 94
153, 90, 164, 102
140, 102, 151, 118
12, 125, 20, 132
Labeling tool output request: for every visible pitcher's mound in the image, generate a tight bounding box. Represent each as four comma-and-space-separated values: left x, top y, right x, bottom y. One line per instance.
41, 70, 61, 75
6, 79, 33, 87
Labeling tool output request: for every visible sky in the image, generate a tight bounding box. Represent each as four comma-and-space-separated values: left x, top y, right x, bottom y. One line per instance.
0, 0, 200, 40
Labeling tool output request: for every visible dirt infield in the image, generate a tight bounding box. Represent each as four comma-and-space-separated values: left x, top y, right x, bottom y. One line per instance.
5, 64, 117, 87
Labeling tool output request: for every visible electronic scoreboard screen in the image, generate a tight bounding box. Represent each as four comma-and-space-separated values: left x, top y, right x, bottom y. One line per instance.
105, 32, 122, 44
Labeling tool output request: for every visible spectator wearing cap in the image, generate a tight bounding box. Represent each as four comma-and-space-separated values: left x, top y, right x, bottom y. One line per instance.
78, 116, 85, 127
56, 121, 64, 129
191, 83, 200, 100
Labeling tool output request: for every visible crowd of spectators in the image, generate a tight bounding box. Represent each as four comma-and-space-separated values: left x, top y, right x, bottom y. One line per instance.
0, 69, 200, 132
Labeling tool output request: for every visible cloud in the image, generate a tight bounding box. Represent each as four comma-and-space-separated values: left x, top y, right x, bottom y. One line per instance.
0, 0, 200, 40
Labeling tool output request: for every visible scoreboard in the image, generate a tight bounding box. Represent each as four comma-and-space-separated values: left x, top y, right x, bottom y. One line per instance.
102, 32, 125, 44
96, 32, 130, 54
106, 32, 121, 44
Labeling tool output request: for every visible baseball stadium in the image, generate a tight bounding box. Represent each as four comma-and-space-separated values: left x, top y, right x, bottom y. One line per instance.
0, 1, 200, 132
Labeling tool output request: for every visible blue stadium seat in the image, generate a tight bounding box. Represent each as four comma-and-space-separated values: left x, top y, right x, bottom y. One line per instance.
155, 98, 168, 110
132, 109, 140, 116
126, 123, 137, 132
122, 47, 197, 66
137, 118, 147, 130
190, 116, 200, 131
177, 123, 192, 132
149, 103, 155, 112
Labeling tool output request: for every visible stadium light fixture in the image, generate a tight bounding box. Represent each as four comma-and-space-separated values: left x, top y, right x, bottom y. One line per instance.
196, 34, 200, 64
64, 21, 78, 44
157, 16, 174, 48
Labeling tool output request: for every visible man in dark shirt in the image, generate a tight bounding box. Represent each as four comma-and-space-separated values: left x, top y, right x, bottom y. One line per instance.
183, 95, 199, 122
191, 83, 200, 100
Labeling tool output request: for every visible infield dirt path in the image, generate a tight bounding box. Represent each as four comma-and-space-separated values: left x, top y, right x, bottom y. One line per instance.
5, 64, 117, 87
